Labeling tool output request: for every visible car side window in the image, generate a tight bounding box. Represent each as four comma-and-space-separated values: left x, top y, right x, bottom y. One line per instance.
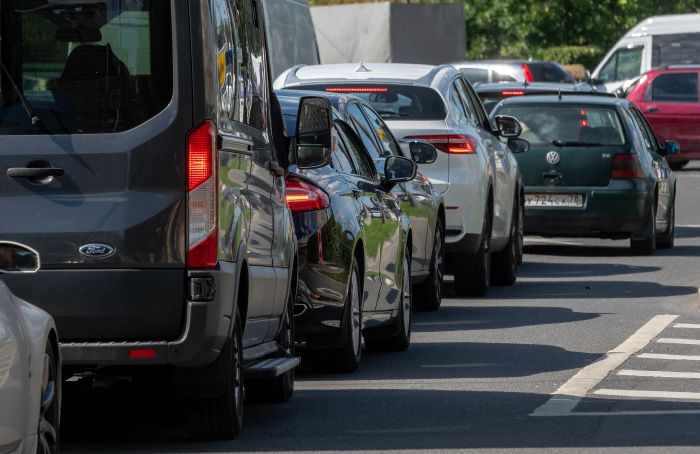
461, 78, 492, 129
360, 106, 402, 156
626, 107, 655, 153
337, 121, 376, 179
330, 126, 357, 174
649, 73, 699, 103
348, 103, 382, 160
598, 46, 643, 83
213, 0, 236, 127
448, 82, 468, 124
453, 80, 479, 127
630, 106, 663, 153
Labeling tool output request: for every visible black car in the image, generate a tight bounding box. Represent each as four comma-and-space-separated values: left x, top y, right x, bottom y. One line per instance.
0, 0, 298, 440
474, 81, 596, 113
279, 92, 419, 372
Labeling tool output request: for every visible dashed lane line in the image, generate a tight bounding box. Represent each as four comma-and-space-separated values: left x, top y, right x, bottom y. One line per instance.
594, 389, 700, 400
674, 323, 700, 329
531, 314, 678, 417
657, 338, 700, 346
638, 353, 700, 361
618, 370, 700, 379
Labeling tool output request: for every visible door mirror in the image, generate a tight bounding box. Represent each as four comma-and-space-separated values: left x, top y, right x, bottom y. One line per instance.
507, 138, 530, 154
409, 141, 438, 164
494, 115, 522, 139
295, 97, 333, 168
0, 242, 40, 274
383, 156, 417, 189
664, 140, 681, 156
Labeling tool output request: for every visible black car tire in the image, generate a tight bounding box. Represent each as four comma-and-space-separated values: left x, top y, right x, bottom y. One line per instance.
314, 260, 362, 373
516, 193, 525, 265
188, 311, 244, 440
454, 207, 491, 297
414, 219, 444, 312
491, 197, 521, 287
38, 341, 59, 454
246, 283, 295, 403
657, 200, 675, 250
366, 250, 412, 352
669, 160, 688, 171
631, 202, 657, 256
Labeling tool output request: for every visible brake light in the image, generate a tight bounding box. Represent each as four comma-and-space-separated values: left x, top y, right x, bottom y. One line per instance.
611, 154, 644, 179
405, 134, 477, 154
129, 348, 157, 359
501, 90, 525, 97
325, 87, 388, 93
522, 64, 535, 82
285, 178, 330, 212
187, 121, 218, 268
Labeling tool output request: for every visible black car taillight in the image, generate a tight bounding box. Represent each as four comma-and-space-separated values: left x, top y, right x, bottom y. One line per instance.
285, 178, 330, 212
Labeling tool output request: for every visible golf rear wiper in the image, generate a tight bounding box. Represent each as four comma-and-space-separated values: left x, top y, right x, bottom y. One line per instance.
552, 140, 603, 147
0, 61, 45, 131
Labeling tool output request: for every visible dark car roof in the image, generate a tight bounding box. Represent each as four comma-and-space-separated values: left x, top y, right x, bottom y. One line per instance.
496, 93, 626, 108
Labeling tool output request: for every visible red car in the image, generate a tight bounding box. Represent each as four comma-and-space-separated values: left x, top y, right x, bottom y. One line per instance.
627, 66, 700, 170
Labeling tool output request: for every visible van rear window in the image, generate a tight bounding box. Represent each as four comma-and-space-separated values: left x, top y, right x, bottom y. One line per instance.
0, 0, 172, 135
290, 84, 447, 121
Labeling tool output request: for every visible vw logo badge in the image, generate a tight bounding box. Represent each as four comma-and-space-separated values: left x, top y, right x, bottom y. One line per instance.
79, 243, 115, 258
546, 151, 561, 166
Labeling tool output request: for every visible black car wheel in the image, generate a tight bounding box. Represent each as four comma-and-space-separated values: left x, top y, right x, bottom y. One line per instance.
454, 204, 491, 297
37, 342, 59, 454
631, 202, 657, 255
415, 219, 444, 312
516, 194, 524, 265
669, 160, 688, 171
366, 249, 412, 351
316, 260, 362, 373
188, 311, 244, 440
491, 196, 520, 286
246, 281, 296, 403
657, 200, 675, 250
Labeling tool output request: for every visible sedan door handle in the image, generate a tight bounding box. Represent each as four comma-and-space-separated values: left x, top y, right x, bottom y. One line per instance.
647, 106, 659, 113
7, 167, 64, 178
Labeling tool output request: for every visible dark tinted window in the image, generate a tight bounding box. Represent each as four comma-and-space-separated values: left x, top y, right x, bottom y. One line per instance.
459, 68, 488, 84
495, 105, 626, 146
653, 33, 700, 67
361, 106, 401, 156
237, 0, 268, 130
336, 121, 374, 178
330, 126, 356, 174
525, 63, 575, 83
598, 47, 643, 83
651, 73, 699, 103
348, 103, 382, 159
293, 84, 446, 121
0, 0, 172, 135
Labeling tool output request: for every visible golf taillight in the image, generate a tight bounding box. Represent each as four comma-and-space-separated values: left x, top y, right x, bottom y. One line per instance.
611, 154, 644, 180
187, 121, 218, 268
522, 64, 535, 82
405, 134, 477, 154
285, 178, 330, 212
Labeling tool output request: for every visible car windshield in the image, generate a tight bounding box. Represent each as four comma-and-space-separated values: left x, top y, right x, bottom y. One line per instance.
0, 0, 172, 135
495, 104, 627, 146
291, 84, 447, 121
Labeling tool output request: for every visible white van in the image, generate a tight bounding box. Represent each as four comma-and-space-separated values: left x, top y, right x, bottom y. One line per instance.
592, 13, 700, 92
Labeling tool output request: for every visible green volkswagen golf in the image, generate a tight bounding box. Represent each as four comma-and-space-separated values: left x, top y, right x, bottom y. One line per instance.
491, 94, 679, 255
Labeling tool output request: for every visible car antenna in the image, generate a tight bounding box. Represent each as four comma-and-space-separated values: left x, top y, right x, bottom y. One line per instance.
355, 62, 371, 73
558, 90, 563, 101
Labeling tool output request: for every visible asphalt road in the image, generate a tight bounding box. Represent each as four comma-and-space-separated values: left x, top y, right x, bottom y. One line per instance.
64, 164, 700, 454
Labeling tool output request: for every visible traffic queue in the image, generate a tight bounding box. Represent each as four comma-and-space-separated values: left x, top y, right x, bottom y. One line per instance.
0, 1, 695, 451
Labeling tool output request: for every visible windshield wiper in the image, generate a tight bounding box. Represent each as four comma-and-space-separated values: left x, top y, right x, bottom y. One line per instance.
552, 140, 603, 147
0, 60, 45, 131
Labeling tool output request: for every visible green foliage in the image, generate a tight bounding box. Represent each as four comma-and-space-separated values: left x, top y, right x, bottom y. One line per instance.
309, 0, 700, 68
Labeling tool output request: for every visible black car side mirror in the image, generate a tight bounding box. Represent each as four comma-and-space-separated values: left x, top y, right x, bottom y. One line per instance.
382, 156, 417, 190
507, 138, 530, 154
0, 241, 40, 274
409, 141, 438, 164
494, 115, 522, 139
294, 97, 333, 168
663, 140, 680, 156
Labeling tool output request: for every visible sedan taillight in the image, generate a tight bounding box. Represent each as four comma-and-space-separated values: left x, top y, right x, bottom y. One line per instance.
285, 178, 330, 212
611, 154, 644, 180
405, 134, 478, 155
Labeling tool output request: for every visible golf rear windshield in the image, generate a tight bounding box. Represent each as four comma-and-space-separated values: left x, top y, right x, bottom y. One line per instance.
294, 84, 447, 121
0, 0, 172, 135
495, 105, 627, 146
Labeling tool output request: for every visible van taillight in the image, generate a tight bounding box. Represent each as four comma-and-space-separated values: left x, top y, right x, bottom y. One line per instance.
187, 121, 218, 268
611, 154, 644, 180
405, 134, 477, 154
285, 178, 330, 212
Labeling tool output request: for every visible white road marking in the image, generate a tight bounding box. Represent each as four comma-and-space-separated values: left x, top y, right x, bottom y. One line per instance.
657, 338, 700, 346
531, 314, 678, 417
524, 238, 583, 246
297, 378, 480, 391
594, 389, 700, 400
618, 369, 700, 379
674, 323, 700, 329
567, 410, 700, 416
639, 353, 700, 361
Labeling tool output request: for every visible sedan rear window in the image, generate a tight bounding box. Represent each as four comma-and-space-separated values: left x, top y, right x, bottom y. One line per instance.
495, 105, 627, 146
292, 84, 447, 121
0, 0, 172, 135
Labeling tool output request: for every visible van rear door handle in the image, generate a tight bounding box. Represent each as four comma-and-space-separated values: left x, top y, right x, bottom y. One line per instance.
7, 167, 64, 178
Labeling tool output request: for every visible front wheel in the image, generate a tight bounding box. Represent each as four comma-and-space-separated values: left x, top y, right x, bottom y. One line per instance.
669, 160, 689, 171
414, 219, 444, 312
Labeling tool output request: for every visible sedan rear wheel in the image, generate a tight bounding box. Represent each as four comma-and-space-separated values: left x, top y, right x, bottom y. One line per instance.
454, 205, 491, 297
37, 342, 59, 454
631, 202, 657, 255
491, 196, 521, 286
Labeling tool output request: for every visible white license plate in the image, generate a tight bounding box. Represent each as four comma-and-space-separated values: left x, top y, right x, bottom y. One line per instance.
525, 193, 584, 208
